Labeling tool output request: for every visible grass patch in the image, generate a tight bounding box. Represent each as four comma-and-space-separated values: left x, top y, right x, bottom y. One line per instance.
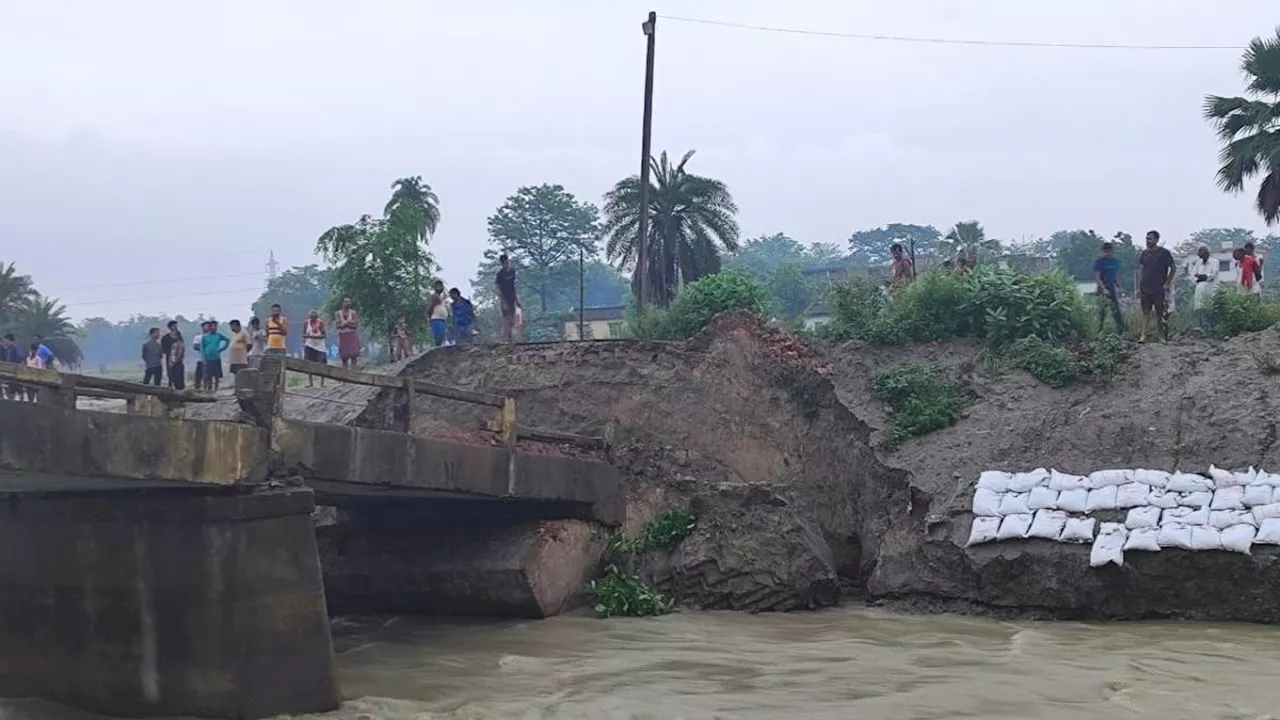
587, 504, 699, 618
870, 362, 967, 446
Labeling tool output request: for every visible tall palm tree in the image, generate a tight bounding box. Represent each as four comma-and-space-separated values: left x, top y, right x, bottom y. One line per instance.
0, 262, 34, 327
14, 294, 81, 367
941, 221, 1002, 264
1204, 30, 1280, 225
384, 176, 441, 244
602, 150, 740, 305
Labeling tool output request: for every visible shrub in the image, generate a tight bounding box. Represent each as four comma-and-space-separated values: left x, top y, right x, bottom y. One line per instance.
629, 271, 769, 340
1078, 333, 1128, 377
586, 504, 698, 617
1008, 337, 1075, 387
870, 362, 967, 445
873, 271, 968, 342
961, 267, 1080, 344
1206, 289, 1280, 338
588, 565, 672, 618
820, 275, 887, 341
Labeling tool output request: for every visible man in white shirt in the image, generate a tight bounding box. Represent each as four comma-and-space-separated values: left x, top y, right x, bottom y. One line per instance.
1187, 245, 1217, 329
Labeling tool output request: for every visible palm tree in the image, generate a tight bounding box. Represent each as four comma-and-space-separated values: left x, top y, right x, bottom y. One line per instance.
14, 294, 82, 367
384, 176, 441, 244
602, 150, 740, 305
1204, 30, 1280, 225
0, 262, 34, 327
941, 221, 1002, 264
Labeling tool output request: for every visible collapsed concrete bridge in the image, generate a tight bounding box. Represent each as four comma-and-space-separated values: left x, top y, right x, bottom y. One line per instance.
0, 357, 620, 719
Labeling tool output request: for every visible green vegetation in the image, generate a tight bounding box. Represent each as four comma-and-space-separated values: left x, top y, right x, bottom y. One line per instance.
0, 262, 81, 366
628, 271, 768, 340
1205, 289, 1280, 338
870, 363, 967, 445
1204, 29, 1280, 226
587, 505, 698, 618
603, 150, 740, 306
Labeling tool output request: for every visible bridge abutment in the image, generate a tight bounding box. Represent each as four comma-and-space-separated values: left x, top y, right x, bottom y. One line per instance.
0, 486, 340, 719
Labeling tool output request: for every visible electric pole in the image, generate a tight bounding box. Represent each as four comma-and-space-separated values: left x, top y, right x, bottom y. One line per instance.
637, 11, 656, 311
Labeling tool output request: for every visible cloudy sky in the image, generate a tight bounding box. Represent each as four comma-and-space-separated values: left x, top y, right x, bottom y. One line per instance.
1, 1, 1275, 321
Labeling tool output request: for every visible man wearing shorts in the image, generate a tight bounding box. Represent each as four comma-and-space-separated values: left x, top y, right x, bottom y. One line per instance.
265, 304, 289, 355
302, 309, 327, 387
199, 321, 230, 391
495, 254, 518, 343
1137, 230, 1175, 344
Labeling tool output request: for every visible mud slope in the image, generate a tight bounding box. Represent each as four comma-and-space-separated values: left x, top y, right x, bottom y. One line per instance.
827, 330, 1280, 621
358, 312, 913, 612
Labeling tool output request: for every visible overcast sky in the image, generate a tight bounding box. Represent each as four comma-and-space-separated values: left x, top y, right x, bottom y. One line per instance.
2, 1, 1275, 322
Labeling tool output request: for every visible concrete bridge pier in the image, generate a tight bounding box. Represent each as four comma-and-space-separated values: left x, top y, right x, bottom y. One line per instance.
0, 485, 340, 719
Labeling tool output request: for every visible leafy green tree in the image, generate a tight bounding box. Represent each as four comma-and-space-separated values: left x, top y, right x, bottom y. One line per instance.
250, 264, 332, 354
14, 294, 81, 367
317, 203, 437, 345
726, 233, 807, 278
630, 270, 767, 339
77, 314, 208, 367
1176, 227, 1259, 255
0, 262, 34, 327
1204, 29, 1280, 226
1051, 230, 1138, 284
806, 242, 846, 267
941, 221, 1002, 263
385, 176, 441, 245
847, 224, 940, 267
469, 255, 627, 311
602, 150, 740, 305
766, 261, 817, 319
487, 184, 600, 312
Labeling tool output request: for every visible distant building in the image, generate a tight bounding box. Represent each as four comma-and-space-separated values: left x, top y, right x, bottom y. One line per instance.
803, 302, 833, 330
563, 306, 627, 341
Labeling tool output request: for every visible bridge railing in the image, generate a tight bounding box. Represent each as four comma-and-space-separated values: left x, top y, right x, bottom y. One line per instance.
249, 357, 605, 450
0, 363, 217, 416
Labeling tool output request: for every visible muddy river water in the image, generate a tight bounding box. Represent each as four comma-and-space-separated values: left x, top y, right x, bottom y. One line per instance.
5, 607, 1279, 720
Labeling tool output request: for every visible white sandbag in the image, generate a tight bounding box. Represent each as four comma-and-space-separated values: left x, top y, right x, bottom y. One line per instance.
967, 516, 1001, 546
1234, 467, 1259, 487
1179, 491, 1212, 508
1254, 470, 1280, 487
1209, 509, 1256, 529
1132, 468, 1171, 488
1115, 482, 1150, 508
1209, 464, 1241, 487
1057, 488, 1089, 513
1163, 506, 1209, 526
1125, 506, 1162, 530
977, 471, 1013, 492
1085, 485, 1119, 512
1222, 524, 1256, 554
1123, 527, 1161, 552
1027, 486, 1060, 511
972, 488, 1003, 516
1090, 522, 1126, 567
997, 513, 1033, 541
998, 492, 1032, 516
1210, 486, 1246, 510
1089, 469, 1131, 488
1255, 518, 1280, 545
1147, 488, 1179, 509
1252, 503, 1280, 524
1048, 469, 1091, 492
1157, 523, 1194, 549
1008, 469, 1049, 493
1190, 525, 1224, 551
1028, 509, 1067, 540
1242, 484, 1273, 507
1167, 472, 1213, 493
1060, 516, 1096, 543
1274, 486, 1280, 505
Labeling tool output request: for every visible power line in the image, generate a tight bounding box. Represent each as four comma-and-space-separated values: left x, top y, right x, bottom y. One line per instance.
45, 271, 265, 293
660, 14, 1241, 51
62, 286, 265, 309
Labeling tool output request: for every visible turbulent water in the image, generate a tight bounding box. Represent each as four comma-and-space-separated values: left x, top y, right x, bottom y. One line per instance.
6, 608, 1280, 720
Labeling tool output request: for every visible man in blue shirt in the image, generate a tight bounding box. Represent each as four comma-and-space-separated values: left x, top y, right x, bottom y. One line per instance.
1093, 242, 1124, 333
32, 335, 54, 368
448, 288, 476, 344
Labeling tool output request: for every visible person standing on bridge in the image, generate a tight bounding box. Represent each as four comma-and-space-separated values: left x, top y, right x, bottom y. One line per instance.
495, 254, 518, 343
166, 321, 186, 391
448, 288, 475, 344
200, 321, 230, 392
227, 319, 250, 375
1, 333, 24, 400
265, 304, 289, 356
141, 327, 164, 386
428, 280, 449, 348
302, 310, 328, 387
334, 298, 360, 369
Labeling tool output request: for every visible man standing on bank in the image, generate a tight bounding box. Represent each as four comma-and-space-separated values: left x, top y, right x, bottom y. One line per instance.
1093, 242, 1124, 334
1137, 230, 1176, 344
495, 253, 518, 343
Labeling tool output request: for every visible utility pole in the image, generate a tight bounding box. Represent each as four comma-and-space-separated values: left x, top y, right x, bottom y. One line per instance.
578, 245, 586, 340
637, 10, 657, 311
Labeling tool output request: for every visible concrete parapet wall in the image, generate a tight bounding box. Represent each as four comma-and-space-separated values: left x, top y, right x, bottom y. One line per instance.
0, 487, 339, 719
0, 401, 267, 485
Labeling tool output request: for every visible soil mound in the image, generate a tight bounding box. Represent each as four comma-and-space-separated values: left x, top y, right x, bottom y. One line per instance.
359, 310, 911, 612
